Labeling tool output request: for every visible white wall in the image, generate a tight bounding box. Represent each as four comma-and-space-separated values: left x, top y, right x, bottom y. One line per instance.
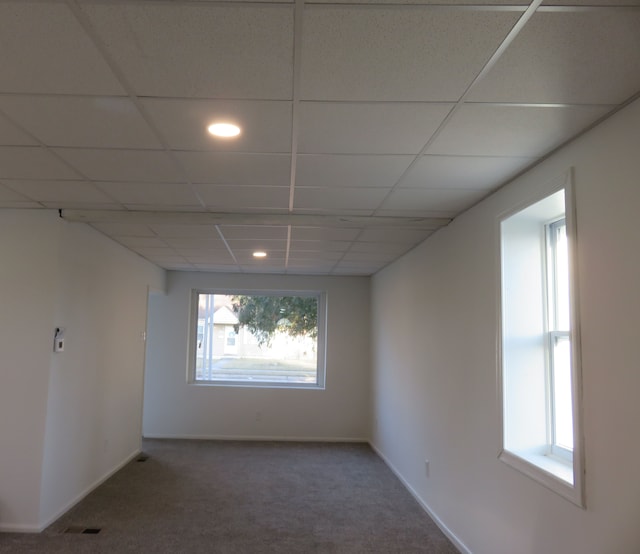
370, 97, 640, 554
0, 211, 61, 530
143, 272, 370, 441
0, 210, 165, 531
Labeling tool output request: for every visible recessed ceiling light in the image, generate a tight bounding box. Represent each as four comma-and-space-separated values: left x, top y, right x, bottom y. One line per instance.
207, 122, 241, 138
253, 251, 267, 258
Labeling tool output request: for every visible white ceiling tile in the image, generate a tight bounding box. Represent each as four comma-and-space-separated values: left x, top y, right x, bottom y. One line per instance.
115, 237, 169, 249
469, 12, 640, 104
82, 3, 293, 99
294, 187, 389, 211
193, 265, 239, 273
358, 228, 434, 243
0, 3, 124, 95
0, 182, 35, 203
2, 179, 116, 204
149, 224, 220, 239
0, 113, 37, 146
350, 241, 413, 254
0, 147, 81, 180
428, 104, 612, 157
290, 227, 361, 241
298, 102, 453, 155
219, 225, 288, 240
122, 205, 205, 213
0, 96, 160, 149
301, 7, 518, 101
42, 202, 122, 211
309, 0, 526, 3
181, 251, 237, 264
163, 263, 197, 271
379, 188, 487, 213
239, 265, 287, 274
234, 252, 287, 264
95, 182, 202, 206
289, 240, 351, 252
163, 237, 227, 250
177, 152, 290, 185
53, 149, 183, 182
91, 222, 156, 237
288, 251, 344, 261
296, 155, 413, 188
544, 0, 640, 5
341, 251, 398, 263
142, 99, 292, 153
401, 155, 535, 190
133, 247, 179, 257
225, 239, 287, 251
193, 185, 289, 211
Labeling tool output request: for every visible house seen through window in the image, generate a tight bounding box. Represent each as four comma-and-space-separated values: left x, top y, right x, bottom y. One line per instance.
191, 291, 326, 388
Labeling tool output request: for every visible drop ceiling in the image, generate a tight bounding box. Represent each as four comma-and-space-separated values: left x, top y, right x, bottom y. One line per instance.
0, 0, 638, 275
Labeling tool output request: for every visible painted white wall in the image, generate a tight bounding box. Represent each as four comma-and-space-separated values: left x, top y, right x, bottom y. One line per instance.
370, 97, 640, 554
0, 211, 165, 531
0, 211, 61, 530
143, 272, 370, 441
38, 219, 165, 528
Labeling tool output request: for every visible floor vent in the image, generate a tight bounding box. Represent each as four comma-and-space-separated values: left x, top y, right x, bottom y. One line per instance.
136, 454, 149, 462
63, 526, 102, 534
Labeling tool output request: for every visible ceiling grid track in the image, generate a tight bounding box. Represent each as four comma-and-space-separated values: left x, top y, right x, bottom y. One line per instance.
65, 0, 208, 210
371, 0, 545, 217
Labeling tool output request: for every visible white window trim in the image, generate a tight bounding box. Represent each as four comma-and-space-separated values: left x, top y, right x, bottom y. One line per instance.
187, 288, 327, 390
496, 170, 586, 508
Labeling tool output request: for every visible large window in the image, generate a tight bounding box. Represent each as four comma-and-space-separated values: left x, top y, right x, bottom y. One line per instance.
189, 290, 326, 389
498, 177, 584, 506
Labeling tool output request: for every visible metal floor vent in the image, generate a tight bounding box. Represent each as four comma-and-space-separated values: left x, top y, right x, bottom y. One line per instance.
136, 454, 149, 462
63, 526, 101, 534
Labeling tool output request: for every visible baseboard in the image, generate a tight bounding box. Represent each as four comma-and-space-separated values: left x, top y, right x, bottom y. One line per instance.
33, 448, 142, 533
142, 433, 369, 443
0, 522, 42, 533
369, 442, 472, 554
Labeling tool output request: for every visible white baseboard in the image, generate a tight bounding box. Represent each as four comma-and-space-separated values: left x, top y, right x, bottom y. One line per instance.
34, 449, 141, 533
142, 433, 369, 443
369, 442, 471, 554
0, 522, 42, 533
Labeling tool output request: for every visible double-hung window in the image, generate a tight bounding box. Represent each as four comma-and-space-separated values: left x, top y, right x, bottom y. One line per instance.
498, 176, 584, 507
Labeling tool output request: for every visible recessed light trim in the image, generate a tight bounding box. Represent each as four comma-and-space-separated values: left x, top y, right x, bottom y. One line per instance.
207, 122, 241, 138
253, 251, 267, 258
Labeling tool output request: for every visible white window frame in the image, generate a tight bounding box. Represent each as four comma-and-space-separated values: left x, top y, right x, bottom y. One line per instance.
187, 288, 327, 390
497, 171, 585, 507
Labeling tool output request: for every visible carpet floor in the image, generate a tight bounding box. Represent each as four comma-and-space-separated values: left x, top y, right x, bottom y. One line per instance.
0, 439, 459, 553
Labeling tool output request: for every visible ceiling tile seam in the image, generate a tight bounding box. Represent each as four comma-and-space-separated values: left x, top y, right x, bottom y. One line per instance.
464, 102, 620, 109
305, 3, 528, 12
288, 0, 306, 214
536, 5, 640, 12
371, 0, 543, 216
0, 108, 129, 209
285, 225, 293, 269
65, 0, 208, 210
215, 224, 242, 272
0, 181, 47, 208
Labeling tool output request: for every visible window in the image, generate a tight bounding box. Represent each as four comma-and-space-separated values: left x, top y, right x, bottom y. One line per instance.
189, 290, 326, 389
498, 177, 584, 507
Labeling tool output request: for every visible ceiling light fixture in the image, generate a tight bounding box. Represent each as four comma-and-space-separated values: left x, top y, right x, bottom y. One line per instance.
253, 251, 267, 258
207, 122, 241, 138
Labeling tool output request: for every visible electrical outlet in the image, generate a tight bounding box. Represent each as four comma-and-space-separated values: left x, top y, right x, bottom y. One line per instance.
425, 459, 430, 477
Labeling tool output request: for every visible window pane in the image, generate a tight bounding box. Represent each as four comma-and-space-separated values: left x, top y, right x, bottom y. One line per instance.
195, 293, 319, 385
553, 336, 574, 451
554, 223, 571, 331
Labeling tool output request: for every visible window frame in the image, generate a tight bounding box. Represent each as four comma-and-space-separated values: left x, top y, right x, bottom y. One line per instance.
187, 288, 327, 390
497, 172, 585, 508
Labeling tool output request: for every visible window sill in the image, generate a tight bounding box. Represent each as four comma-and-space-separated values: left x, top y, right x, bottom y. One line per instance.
499, 448, 584, 508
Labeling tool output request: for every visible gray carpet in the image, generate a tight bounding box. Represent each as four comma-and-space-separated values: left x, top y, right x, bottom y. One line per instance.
0, 440, 459, 553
